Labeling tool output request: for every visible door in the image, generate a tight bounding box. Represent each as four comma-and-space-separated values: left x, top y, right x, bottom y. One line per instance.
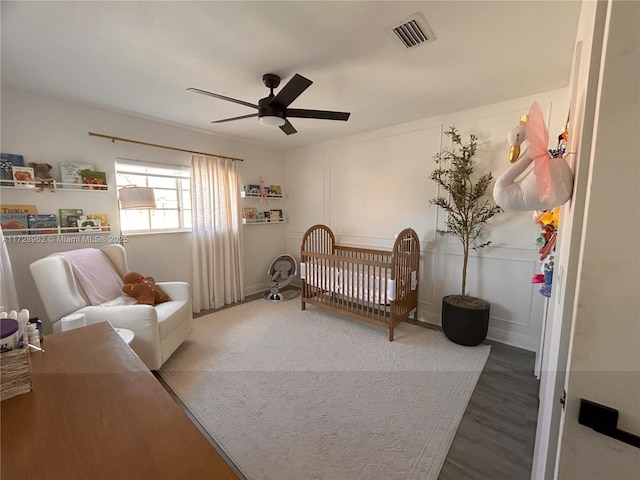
530, 1, 609, 478
556, 0, 640, 477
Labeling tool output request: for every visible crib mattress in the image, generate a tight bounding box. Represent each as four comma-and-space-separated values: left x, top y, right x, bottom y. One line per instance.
301, 262, 416, 304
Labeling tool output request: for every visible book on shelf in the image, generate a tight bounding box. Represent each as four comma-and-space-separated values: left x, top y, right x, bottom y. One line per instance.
27, 214, 58, 234
59, 162, 94, 189
90, 213, 109, 231
1, 206, 37, 234
81, 170, 107, 190
1, 153, 25, 186
269, 209, 283, 221
65, 216, 82, 233
59, 208, 83, 233
11, 166, 35, 187
1, 213, 29, 235
1, 204, 37, 215
77, 216, 101, 232
243, 207, 258, 220
269, 185, 281, 196
244, 184, 261, 195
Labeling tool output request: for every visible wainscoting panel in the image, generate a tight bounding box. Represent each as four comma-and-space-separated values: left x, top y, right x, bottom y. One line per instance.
427, 243, 544, 351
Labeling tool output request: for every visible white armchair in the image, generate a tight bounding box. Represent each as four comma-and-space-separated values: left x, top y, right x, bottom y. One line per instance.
29, 244, 192, 370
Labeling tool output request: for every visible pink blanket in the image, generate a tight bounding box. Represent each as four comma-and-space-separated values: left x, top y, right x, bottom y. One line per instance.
59, 249, 124, 305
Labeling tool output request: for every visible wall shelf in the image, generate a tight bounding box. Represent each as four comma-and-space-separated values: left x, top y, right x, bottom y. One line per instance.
242, 218, 285, 225
1, 180, 113, 237
2, 226, 113, 237
241, 191, 283, 199
0, 180, 109, 191
241, 185, 285, 225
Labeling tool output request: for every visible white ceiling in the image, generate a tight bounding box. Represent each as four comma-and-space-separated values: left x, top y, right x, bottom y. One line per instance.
1, 1, 582, 149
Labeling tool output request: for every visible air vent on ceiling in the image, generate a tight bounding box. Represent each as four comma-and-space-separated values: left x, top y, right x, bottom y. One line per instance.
387, 13, 435, 50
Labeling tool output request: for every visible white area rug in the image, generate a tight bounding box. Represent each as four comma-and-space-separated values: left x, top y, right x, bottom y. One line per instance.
159, 300, 490, 480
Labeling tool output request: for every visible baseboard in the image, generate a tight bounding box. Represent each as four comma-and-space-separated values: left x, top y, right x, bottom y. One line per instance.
486, 328, 537, 352
417, 307, 536, 352
245, 283, 266, 296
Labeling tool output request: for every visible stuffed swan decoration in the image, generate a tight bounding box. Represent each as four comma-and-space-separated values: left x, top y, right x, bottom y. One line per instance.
493, 102, 574, 212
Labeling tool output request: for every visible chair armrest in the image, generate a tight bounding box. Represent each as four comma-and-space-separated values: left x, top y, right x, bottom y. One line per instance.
156, 282, 191, 302
75, 305, 161, 370
77, 304, 157, 327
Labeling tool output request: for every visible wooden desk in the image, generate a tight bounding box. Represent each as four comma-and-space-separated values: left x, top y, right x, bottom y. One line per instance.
1, 322, 239, 480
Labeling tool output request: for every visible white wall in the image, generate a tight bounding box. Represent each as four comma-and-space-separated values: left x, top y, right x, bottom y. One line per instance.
1, 86, 285, 328
285, 89, 571, 351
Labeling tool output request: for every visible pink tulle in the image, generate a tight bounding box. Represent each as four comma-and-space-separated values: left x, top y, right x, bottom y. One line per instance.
526, 102, 555, 203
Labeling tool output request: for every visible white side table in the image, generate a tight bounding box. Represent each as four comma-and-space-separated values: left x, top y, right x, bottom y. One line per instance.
114, 328, 134, 345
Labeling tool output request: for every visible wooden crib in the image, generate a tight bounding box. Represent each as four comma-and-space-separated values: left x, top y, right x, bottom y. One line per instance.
300, 224, 420, 341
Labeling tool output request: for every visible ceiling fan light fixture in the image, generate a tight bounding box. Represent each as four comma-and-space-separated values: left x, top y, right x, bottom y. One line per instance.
259, 115, 286, 127
191, 72, 350, 135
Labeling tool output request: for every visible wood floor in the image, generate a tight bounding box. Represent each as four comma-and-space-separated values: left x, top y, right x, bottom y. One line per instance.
438, 340, 539, 480
186, 292, 540, 480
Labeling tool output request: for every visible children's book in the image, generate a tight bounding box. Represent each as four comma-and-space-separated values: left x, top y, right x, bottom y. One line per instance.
77, 216, 101, 232
59, 162, 95, 189
243, 207, 258, 221
27, 214, 58, 234
1, 154, 25, 186
1, 204, 37, 215
1, 205, 36, 235
59, 208, 83, 233
245, 184, 261, 195
1, 214, 29, 235
90, 213, 109, 231
269, 209, 283, 221
12, 166, 35, 187
65, 216, 82, 233
81, 170, 107, 190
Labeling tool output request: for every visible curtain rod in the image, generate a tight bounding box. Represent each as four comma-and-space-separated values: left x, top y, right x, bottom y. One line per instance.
88, 132, 243, 162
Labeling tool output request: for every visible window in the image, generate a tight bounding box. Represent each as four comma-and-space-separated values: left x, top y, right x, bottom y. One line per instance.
116, 160, 191, 233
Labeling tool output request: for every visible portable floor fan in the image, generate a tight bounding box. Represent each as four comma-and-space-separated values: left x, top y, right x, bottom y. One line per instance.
188, 73, 350, 135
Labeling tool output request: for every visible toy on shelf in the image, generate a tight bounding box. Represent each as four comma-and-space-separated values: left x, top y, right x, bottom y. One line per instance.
27, 163, 56, 192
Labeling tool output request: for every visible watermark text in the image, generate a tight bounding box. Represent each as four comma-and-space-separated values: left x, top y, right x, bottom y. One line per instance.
3, 235, 129, 244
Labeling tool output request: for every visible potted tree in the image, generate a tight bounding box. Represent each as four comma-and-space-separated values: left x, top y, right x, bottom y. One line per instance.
430, 127, 502, 346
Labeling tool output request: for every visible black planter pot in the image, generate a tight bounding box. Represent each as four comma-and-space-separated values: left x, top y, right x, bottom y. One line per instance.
441, 295, 490, 346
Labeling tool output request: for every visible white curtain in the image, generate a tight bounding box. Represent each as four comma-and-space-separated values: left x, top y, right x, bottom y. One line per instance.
190, 154, 244, 312
0, 228, 19, 311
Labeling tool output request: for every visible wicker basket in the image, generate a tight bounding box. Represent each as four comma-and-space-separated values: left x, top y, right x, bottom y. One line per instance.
1, 346, 32, 401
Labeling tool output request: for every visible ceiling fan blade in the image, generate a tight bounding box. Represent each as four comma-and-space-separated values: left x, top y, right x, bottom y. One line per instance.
279, 120, 297, 135
286, 109, 351, 121
187, 87, 258, 109
271, 74, 312, 108
212, 113, 258, 124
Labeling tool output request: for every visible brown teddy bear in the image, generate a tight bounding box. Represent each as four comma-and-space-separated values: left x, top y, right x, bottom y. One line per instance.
122, 272, 170, 306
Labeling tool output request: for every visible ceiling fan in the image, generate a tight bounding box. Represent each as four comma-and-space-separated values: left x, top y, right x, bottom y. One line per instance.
187, 73, 350, 135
